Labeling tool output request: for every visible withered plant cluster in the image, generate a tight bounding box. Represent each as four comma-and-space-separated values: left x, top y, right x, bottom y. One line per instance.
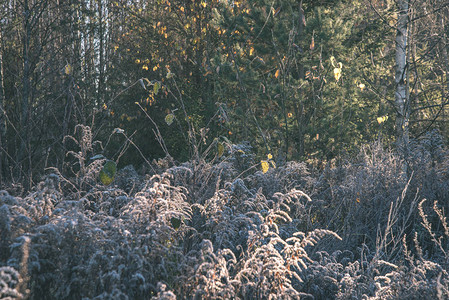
1, 130, 449, 299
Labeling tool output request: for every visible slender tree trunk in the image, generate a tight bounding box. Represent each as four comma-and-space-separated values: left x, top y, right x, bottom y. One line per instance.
19, 0, 32, 181
294, 0, 306, 158
441, 14, 449, 123
442, 23, 449, 130
98, 0, 105, 106
394, 0, 410, 173
0, 28, 6, 184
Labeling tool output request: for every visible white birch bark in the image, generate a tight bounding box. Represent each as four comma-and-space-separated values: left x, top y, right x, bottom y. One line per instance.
394, 0, 410, 165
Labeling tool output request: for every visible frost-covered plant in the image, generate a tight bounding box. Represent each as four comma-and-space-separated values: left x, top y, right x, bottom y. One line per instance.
63, 125, 103, 189
0, 266, 22, 299
418, 199, 449, 264
1, 134, 449, 299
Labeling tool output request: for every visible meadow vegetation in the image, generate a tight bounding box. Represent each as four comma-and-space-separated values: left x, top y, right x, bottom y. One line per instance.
1, 128, 449, 299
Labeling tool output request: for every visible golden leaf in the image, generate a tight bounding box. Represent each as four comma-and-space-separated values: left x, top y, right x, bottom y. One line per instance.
358, 83, 366, 91
310, 36, 315, 50
275, 69, 280, 78
261, 160, 269, 173
334, 67, 341, 81
65, 64, 72, 75
377, 115, 388, 124
165, 113, 174, 125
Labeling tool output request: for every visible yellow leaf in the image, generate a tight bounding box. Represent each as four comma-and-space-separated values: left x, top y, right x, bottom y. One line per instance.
249, 47, 254, 56
274, 7, 281, 16
267, 153, 273, 160
153, 81, 160, 95
261, 160, 269, 173
377, 115, 388, 124
65, 64, 72, 75
275, 69, 280, 78
217, 142, 224, 157
334, 67, 341, 81
165, 113, 174, 125
310, 36, 315, 50
269, 160, 276, 169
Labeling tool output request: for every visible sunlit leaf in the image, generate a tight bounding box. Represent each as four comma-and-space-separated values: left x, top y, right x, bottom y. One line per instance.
153, 81, 161, 95
139, 79, 146, 90
275, 69, 280, 78
274, 7, 281, 16
99, 160, 117, 185
334, 69, 341, 81
65, 64, 72, 75
113, 128, 124, 134
377, 115, 388, 124
310, 36, 315, 50
165, 113, 174, 125
334, 63, 342, 81
358, 83, 366, 91
261, 160, 269, 173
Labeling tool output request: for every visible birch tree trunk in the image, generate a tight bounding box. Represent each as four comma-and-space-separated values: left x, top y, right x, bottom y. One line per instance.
394, 0, 410, 172
0, 28, 5, 184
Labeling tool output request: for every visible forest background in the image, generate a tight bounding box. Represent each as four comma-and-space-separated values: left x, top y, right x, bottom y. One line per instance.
1, 0, 448, 189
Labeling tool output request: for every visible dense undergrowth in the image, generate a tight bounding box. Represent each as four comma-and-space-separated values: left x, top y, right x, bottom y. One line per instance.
1, 129, 449, 299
